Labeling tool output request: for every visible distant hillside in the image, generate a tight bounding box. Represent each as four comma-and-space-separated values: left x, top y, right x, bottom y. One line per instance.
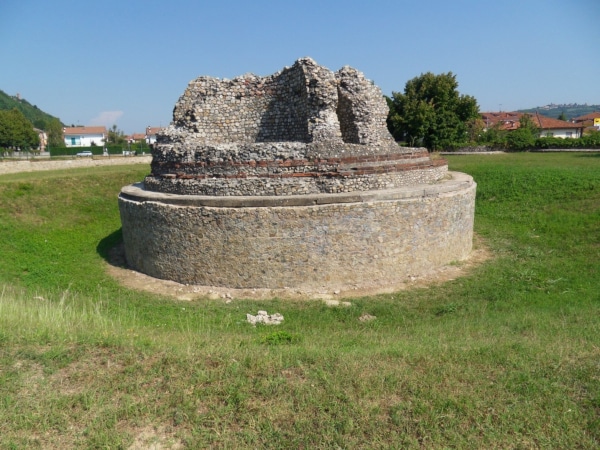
518, 103, 600, 121
0, 89, 63, 130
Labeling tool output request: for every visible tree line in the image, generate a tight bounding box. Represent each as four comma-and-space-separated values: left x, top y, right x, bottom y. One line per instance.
0, 108, 128, 154
0, 109, 39, 151
0, 108, 64, 152
386, 72, 599, 151
3, 73, 599, 154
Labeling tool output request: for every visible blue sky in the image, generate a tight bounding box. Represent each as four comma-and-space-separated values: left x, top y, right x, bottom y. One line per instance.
1, 0, 599, 134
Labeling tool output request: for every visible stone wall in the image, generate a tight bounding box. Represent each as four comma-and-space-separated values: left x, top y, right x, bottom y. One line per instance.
148, 57, 431, 197
0, 156, 151, 175
144, 148, 447, 196
119, 173, 476, 290
118, 58, 476, 292
172, 67, 311, 144
167, 57, 396, 147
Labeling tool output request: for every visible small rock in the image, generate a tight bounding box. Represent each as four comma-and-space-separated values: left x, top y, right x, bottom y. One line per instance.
324, 299, 352, 307
358, 313, 376, 322
246, 310, 284, 326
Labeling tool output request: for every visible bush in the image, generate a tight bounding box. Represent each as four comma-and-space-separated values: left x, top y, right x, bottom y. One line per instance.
534, 132, 600, 150
48, 143, 151, 157
447, 127, 600, 152
504, 128, 536, 151
581, 130, 600, 148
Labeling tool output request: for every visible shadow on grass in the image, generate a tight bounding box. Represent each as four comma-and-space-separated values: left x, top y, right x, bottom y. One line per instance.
575, 151, 600, 157
96, 228, 126, 268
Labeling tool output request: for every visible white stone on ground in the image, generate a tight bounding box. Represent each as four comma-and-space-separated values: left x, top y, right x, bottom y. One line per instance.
246, 310, 284, 326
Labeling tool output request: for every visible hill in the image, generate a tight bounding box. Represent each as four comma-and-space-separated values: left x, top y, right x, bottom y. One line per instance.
0, 89, 63, 130
518, 103, 600, 120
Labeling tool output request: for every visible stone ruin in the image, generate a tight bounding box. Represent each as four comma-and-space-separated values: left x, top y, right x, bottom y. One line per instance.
119, 58, 476, 292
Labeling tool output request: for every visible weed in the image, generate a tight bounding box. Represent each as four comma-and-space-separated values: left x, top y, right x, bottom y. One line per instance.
260, 330, 299, 345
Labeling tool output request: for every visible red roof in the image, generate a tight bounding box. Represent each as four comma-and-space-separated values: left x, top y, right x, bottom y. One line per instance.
572, 111, 600, 122
531, 113, 582, 130
63, 126, 107, 136
145, 126, 163, 136
481, 112, 522, 130
481, 112, 582, 131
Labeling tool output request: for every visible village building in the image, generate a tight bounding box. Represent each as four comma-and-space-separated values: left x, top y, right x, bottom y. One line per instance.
63, 126, 107, 147
145, 126, 162, 145
127, 133, 146, 143
572, 111, 600, 130
34, 128, 47, 152
481, 111, 583, 138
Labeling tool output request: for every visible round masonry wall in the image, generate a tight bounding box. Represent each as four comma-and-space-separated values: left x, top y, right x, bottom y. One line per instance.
118, 172, 476, 291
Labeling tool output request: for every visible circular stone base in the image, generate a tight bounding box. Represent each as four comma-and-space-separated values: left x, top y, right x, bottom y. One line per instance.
118, 172, 476, 290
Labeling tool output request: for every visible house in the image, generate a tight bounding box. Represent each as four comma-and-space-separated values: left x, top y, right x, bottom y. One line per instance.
531, 113, 583, 138
481, 112, 522, 131
34, 128, 47, 152
127, 133, 146, 143
572, 112, 600, 129
145, 126, 162, 145
63, 126, 107, 147
481, 111, 583, 138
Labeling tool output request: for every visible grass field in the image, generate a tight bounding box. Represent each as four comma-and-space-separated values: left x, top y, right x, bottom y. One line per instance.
0, 153, 599, 448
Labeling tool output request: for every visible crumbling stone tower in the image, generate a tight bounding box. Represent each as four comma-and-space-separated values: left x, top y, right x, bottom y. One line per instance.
119, 58, 476, 292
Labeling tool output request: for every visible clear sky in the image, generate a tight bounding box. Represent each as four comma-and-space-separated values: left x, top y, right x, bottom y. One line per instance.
1, 0, 599, 134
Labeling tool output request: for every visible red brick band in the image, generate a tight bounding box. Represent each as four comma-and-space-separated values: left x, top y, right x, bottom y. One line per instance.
152, 152, 443, 180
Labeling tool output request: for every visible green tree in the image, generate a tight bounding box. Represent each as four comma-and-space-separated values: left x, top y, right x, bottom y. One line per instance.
478, 122, 507, 148
558, 111, 567, 121
505, 115, 539, 150
387, 72, 480, 150
106, 124, 126, 145
466, 117, 486, 142
46, 118, 65, 148
0, 108, 39, 151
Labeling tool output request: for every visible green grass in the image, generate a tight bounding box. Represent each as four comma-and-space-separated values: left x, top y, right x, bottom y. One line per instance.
1, 154, 599, 448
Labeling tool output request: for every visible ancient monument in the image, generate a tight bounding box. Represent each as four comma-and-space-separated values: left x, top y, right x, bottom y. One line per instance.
118, 58, 476, 292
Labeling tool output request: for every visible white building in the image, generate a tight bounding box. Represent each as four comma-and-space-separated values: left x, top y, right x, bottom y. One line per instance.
145, 126, 162, 145
63, 126, 107, 147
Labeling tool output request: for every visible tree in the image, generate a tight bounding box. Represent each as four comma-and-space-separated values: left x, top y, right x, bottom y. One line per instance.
465, 117, 486, 142
558, 111, 567, 121
106, 124, 126, 145
387, 72, 480, 150
505, 115, 539, 150
0, 108, 39, 151
46, 118, 65, 148
478, 122, 507, 148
